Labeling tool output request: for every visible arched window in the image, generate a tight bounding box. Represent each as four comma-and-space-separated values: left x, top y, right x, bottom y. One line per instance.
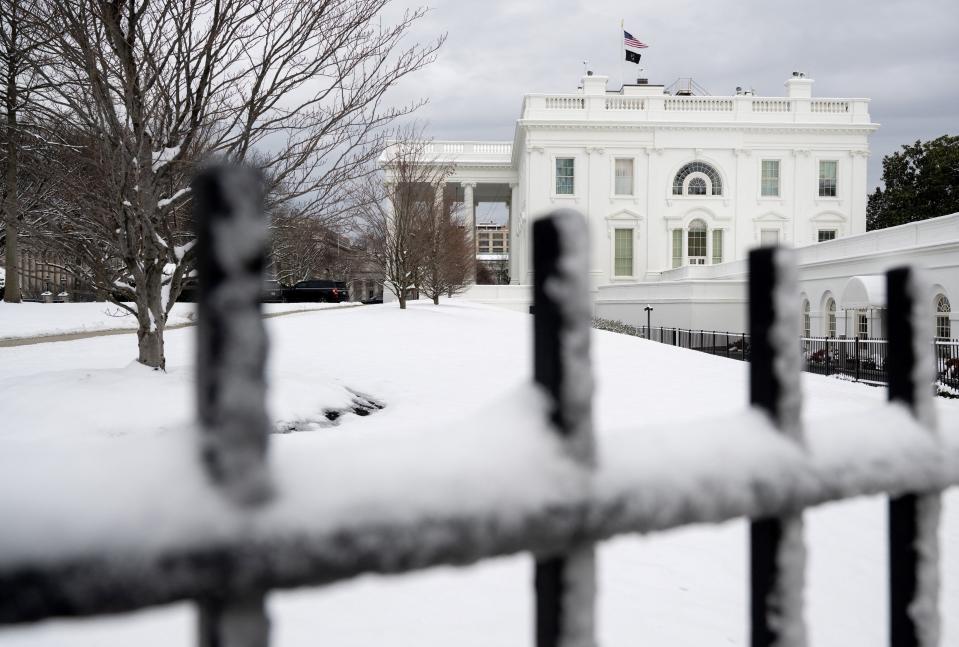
825, 298, 837, 338
672, 162, 723, 196
936, 294, 951, 339
687, 219, 707, 264
802, 299, 811, 338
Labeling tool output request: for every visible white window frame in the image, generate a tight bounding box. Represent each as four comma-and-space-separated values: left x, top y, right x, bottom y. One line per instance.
613, 228, 635, 278
936, 294, 951, 339
760, 229, 781, 247
552, 155, 576, 198
760, 159, 781, 198
606, 210, 643, 280
818, 159, 839, 199
612, 157, 636, 197
825, 298, 837, 338
687, 219, 708, 265
801, 298, 811, 338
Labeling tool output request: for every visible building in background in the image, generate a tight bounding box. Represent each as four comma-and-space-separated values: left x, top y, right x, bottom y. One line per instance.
382, 71, 957, 338
476, 221, 509, 284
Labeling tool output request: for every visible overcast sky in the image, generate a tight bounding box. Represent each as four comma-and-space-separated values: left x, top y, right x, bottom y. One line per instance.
390, 0, 959, 193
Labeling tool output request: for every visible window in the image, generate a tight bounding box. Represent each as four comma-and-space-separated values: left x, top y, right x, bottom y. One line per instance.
672, 161, 723, 196
826, 298, 837, 338
819, 160, 837, 197
614, 229, 634, 277
712, 230, 723, 264
555, 158, 574, 195
802, 299, 811, 338
614, 159, 634, 196
687, 177, 707, 195
687, 219, 707, 264
817, 229, 837, 242
761, 160, 780, 197
858, 312, 869, 339
671, 229, 682, 268
760, 229, 780, 246
936, 294, 951, 339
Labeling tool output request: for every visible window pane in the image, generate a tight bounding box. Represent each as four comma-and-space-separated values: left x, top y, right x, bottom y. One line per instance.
688, 177, 707, 195
614, 228, 633, 276
712, 229, 723, 264
672, 229, 682, 268
556, 158, 574, 195
688, 230, 706, 258
819, 160, 837, 197
760, 229, 780, 246
818, 229, 837, 242
761, 160, 780, 197
614, 159, 634, 195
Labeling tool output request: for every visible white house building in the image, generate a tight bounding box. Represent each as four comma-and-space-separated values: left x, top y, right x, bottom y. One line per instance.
386, 72, 958, 339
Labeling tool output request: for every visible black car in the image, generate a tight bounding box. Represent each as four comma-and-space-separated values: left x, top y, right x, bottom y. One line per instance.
262, 279, 286, 303
284, 279, 350, 303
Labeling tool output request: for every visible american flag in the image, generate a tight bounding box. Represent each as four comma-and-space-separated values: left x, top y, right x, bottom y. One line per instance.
624, 31, 648, 49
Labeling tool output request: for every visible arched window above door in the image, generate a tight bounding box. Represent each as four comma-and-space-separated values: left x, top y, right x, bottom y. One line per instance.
672, 162, 723, 196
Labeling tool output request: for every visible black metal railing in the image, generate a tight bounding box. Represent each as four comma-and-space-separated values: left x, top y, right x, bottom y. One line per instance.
594, 320, 959, 393
1, 200, 956, 647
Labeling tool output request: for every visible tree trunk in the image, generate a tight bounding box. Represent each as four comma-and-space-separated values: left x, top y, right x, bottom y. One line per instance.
398, 293, 406, 310
433, 294, 439, 305
135, 269, 166, 369
3, 64, 20, 303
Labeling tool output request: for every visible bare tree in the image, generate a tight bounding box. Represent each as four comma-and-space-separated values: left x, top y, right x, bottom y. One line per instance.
353, 136, 455, 309
0, 0, 61, 303
26, 0, 443, 367
418, 198, 473, 304
269, 207, 358, 287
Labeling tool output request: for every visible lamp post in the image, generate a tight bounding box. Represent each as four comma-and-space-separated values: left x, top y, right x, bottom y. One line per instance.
644, 304, 654, 339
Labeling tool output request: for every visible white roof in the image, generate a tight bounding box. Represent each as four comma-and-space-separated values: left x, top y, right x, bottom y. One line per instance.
839, 275, 886, 310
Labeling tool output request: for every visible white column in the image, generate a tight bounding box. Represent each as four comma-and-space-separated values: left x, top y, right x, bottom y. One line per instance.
509, 182, 519, 284
462, 182, 476, 282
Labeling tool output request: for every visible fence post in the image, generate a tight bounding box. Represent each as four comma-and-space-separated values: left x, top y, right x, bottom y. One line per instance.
886, 266, 940, 647
855, 337, 861, 382
532, 210, 596, 647
193, 165, 273, 647
748, 247, 806, 647
825, 338, 831, 376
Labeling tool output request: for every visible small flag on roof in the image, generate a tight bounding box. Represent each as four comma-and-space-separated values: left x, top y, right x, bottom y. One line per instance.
624, 30, 647, 64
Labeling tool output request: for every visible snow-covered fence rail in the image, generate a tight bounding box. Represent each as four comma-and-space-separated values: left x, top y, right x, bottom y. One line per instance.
1, 206, 957, 647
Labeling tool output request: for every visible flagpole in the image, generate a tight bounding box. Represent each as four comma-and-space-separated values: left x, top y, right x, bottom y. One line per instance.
619, 19, 625, 89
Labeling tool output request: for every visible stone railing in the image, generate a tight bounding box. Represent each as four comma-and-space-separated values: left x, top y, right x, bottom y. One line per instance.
811, 100, 851, 113
751, 99, 792, 113
604, 96, 646, 110
522, 93, 872, 125
664, 97, 734, 112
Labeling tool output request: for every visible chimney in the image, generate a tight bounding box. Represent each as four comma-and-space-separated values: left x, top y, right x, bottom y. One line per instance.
784, 72, 814, 99
580, 73, 609, 95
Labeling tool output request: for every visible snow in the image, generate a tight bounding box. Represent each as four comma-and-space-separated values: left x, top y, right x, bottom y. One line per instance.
152, 145, 181, 172
0, 300, 958, 645
0, 301, 358, 341
157, 187, 191, 210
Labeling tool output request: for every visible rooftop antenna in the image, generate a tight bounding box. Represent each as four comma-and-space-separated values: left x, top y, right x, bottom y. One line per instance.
583, 59, 591, 75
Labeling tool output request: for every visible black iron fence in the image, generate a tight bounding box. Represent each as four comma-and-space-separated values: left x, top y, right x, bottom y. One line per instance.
594, 320, 959, 393
1, 195, 956, 647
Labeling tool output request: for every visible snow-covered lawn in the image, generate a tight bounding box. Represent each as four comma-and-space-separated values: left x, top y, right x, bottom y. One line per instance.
1, 299, 957, 645
0, 301, 358, 341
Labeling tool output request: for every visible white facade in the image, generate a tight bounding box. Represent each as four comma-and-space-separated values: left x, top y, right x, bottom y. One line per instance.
424, 72, 875, 291
392, 72, 958, 339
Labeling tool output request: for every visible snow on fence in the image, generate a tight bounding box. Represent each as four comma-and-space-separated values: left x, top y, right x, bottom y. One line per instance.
1, 187, 957, 647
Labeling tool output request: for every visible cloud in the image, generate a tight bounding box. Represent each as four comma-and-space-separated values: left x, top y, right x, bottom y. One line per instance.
389, 0, 959, 189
